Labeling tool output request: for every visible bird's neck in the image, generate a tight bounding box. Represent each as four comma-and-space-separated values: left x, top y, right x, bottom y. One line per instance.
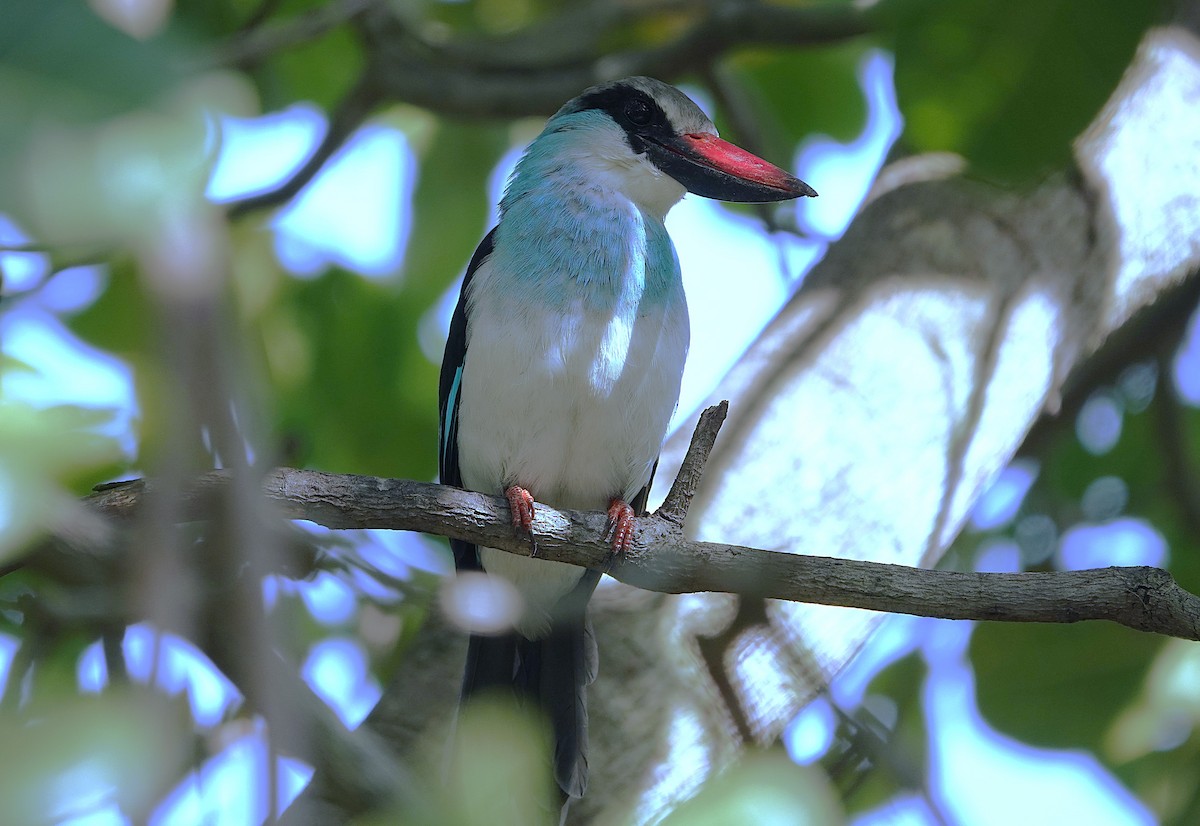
494, 149, 682, 309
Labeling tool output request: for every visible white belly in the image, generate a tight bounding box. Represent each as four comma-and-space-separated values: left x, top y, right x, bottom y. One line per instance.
457, 288, 689, 635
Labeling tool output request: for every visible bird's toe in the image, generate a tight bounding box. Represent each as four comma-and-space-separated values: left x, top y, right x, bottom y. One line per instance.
505, 485, 538, 554
605, 498, 636, 556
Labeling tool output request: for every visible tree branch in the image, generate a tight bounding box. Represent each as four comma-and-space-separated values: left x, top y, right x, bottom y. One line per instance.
355, 1, 876, 119
202, 0, 377, 70
82, 404, 1200, 643
1019, 265, 1200, 458
216, 0, 873, 216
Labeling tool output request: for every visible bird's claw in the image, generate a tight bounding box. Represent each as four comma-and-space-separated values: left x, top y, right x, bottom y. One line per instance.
604, 499, 636, 564
505, 485, 539, 557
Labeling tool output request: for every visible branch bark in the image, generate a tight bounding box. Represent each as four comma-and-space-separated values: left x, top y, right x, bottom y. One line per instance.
82, 403, 1200, 643
221, 0, 876, 218
355, 1, 875, 120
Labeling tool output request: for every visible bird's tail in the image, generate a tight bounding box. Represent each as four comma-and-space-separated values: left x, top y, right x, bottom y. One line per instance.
461, 615, 598, 807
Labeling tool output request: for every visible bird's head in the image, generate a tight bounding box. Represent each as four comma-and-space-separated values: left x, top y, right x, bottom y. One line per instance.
542, 76, 817, 217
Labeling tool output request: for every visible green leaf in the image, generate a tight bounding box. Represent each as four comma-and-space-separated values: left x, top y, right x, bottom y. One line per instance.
0, 0, 198, 215
892, 0, 1164, 182
400, 118, 509, 305
727, 40, 876, 152
0, 0, 191, 122
971, 621, 1160, 752
0, 403, 125, 561
444, 698, 556, 826
0, 687, 191, 823
259, 25, 363, 112
264, 270, 419, 476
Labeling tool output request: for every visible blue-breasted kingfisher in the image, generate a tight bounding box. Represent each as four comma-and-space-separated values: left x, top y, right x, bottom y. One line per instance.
438, 76, 816, 813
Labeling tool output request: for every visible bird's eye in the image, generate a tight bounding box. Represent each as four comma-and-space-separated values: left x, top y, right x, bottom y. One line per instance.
625, 99, 653, 126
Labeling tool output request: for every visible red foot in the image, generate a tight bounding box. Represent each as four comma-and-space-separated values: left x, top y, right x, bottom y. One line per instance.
505, 485, 538, 555
605, 499, 636, 555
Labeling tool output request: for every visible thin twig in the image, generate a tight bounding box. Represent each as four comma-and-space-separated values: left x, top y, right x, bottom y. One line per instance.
695, 596, 769, 745
1020, 266, 1200, 458
657, 401, 728, 525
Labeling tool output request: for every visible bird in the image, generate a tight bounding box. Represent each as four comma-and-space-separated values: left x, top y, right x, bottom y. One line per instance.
438, 75, 815, 816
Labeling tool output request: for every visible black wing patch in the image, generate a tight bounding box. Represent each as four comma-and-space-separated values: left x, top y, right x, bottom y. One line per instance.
630, 458, 659, 515
439, 227, 497, 572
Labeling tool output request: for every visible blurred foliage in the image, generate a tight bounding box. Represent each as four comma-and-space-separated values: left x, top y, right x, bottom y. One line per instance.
838, 652, 928, 815
969, 377, 1200, 825
0, 403, 125, 561
840, 365, 1200, 823
725, 40, 876, 151
891, 0, 1168, 182
971, 622, 1160, 752
660, 750, 843, 825
0, 687, 193, 824
440, 699, 558, 826
0, 0, 1191, 823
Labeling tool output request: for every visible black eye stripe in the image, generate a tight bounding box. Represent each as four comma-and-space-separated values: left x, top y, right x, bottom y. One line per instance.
562, 85, 670, 134
625, 99, 653, 125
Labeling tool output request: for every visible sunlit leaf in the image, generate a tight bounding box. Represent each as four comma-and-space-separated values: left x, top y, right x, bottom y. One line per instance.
661, 750, 842, 826
0, 687, 191, 823
445, 698, 555, 826
0, 403, 124, 560
971, 621, 1160, 752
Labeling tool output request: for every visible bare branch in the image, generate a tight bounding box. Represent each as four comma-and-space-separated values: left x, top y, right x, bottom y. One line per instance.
82, 413, 1200, 642
213, 1, 872, 218
202, 0, 377, 70
1020, 265, 1200, 458
356, 1, 876, 119
657, 400, 727, 525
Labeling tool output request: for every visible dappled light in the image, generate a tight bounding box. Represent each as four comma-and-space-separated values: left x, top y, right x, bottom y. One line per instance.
783, 696, 836, 766
151, 725, 312, 826
1, 0, 1199, 824
925, 628, 1154, 826
78, 625, 240, 727
795, 51, 902, 241
1078, 391, 1124, 455
301, 637, 381, 728
1059, 518, 1168, 570
441, 569, 524, 635
970, 459, 1038, 531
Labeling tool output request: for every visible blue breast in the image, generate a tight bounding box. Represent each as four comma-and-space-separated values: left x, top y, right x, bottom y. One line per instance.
490, 111, 682, 314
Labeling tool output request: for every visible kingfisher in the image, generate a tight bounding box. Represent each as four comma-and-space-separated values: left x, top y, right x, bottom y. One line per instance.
438, 76, 815, 813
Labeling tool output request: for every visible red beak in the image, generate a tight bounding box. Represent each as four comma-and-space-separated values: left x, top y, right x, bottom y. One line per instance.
646, 132, 817, 202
